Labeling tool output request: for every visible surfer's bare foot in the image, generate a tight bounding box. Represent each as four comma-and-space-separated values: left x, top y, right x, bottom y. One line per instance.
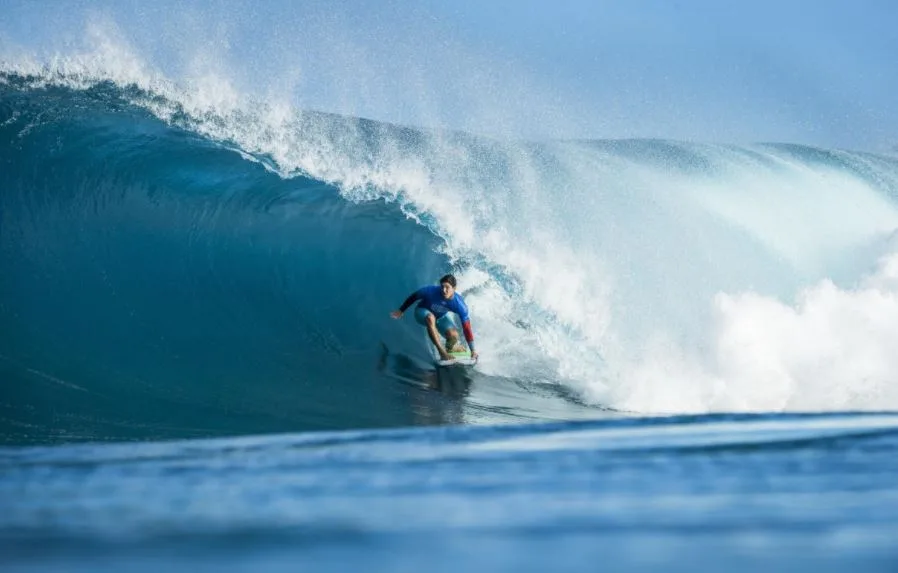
445, 337, 465, 353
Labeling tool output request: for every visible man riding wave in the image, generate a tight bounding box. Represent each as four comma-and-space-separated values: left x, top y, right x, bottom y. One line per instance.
390, 274, 478, 362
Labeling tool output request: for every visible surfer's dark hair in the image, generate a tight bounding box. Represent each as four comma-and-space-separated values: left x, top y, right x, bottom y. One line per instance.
439, 274, 457, 288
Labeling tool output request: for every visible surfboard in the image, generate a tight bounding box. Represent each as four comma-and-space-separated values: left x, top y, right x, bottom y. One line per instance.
436, 349, 477, 367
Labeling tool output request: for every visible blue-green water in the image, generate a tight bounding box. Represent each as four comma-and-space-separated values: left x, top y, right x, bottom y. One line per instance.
4, 414, 898, 572
3, 73, 898, 570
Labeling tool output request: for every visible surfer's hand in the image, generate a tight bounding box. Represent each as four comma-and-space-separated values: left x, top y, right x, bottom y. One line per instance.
471, 351, 479, 361
390, 310, 403, 319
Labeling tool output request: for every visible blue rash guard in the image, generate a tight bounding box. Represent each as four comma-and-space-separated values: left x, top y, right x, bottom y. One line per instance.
399, 285, 476, 350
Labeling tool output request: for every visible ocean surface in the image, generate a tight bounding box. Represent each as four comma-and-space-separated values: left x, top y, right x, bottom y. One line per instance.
2, 64, 898, 571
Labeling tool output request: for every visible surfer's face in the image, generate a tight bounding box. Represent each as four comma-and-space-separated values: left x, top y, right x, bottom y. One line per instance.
440, 282, 455, 299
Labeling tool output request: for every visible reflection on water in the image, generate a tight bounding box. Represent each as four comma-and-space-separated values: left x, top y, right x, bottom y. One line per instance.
377, 343, 474, 425
377, 343, 612, 427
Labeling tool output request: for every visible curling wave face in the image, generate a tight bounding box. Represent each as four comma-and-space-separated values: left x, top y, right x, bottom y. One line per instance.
3, 64, 898, 444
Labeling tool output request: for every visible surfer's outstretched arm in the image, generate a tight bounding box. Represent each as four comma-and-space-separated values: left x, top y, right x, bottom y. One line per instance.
390, 290, 422, 319
454, 297, 479, 360
461, 318, 478, 360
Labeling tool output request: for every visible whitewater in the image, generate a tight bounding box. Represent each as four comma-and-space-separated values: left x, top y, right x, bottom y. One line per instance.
2, 16, 898, 573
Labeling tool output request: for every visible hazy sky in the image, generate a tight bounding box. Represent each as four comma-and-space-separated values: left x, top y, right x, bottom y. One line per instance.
1, 0, 896, 150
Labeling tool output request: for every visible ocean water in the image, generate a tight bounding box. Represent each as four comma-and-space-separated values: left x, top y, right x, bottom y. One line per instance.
3, 413, 898, 572
2, 38, 898, 571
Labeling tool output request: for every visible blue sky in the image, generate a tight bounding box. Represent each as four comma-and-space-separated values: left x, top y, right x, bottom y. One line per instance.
1, 0, 896, 151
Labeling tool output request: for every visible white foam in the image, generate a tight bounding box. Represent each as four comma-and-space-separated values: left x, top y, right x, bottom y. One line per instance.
711, 254, 898, 411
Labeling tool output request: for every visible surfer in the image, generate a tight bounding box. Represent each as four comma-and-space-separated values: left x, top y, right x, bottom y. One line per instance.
390, 274, 478, 362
